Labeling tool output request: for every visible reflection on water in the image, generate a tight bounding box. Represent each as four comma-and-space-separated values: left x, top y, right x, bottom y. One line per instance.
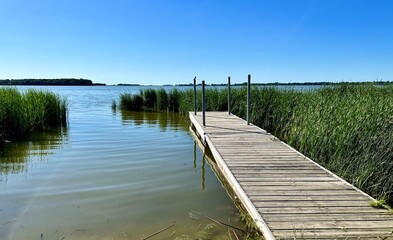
121, 110, 208, 191
120, 110, 189, 132
0, 128, 68, 175
201, 152, 206, 190
193, 141, 206, 191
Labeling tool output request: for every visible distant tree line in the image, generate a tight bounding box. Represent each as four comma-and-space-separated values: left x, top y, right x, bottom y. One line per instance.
117, 83, 140, 86
0, 78, 101, 86
173, 81, 393, 87
210, 81, 393, 86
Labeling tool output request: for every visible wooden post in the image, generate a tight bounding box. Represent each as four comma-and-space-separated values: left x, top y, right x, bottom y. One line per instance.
228, 76, 231, 115
202, 80, 206, 127
247, 74, 251, 125
193, 77, 197, 115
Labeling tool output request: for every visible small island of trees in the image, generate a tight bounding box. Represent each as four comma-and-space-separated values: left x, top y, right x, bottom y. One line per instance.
0, 78, 106, 86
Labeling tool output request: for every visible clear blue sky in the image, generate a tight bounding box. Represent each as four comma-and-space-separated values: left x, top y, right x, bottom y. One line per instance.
1, 0, 392, 85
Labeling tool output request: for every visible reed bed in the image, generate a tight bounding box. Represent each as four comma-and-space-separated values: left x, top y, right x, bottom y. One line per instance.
0, 88, 67, 144
248, 85, 393, 206
119, 85, 393, 204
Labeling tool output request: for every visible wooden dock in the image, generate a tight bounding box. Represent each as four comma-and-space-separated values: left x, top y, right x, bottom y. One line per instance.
190, 111, 393, 240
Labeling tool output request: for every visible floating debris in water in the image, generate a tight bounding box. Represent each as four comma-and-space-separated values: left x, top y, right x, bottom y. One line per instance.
188, 212, 199, 220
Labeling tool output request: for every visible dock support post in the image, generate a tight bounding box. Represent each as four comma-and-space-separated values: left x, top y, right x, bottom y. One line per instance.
228, 76, 231, 115
247, 74, 251, 125
193, 77, 197, 115
202, 80, 206, 127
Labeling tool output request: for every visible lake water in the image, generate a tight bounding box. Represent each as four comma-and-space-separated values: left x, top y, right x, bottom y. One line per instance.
0, 86, 245, 240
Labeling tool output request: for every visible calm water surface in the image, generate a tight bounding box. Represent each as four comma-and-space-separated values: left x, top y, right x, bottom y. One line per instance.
0, 86, 243, 240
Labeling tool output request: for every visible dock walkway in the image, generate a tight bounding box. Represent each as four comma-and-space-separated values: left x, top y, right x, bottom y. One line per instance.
190, 111, 393, 240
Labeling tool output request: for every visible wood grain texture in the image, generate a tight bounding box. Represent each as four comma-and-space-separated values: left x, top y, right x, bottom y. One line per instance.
190, 112, 393, 240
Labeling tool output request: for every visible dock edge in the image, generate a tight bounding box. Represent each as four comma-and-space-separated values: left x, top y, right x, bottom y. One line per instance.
189, 112, 276, 240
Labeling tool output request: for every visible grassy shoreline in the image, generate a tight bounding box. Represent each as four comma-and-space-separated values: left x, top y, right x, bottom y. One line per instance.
118, 84, 393, 205
0, 88, 68, 144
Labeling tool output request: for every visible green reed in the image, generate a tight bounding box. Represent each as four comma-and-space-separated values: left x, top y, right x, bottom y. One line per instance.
168, 88, 181, 112
0, 88, 67, 143
119, 92, 144, 111
118, 85, 393, 204
143, 88, 157, 111
156, 88, 168, 111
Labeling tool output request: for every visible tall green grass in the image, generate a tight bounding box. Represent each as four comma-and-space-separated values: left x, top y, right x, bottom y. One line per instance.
119, 89, 183, 112
119, 85, 393, 205
0, 88, 67, 143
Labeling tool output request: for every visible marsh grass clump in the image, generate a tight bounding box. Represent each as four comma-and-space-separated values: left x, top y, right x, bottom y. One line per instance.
0, 88, 68, 144
286, 85, 393, 205
168, 89, 181, 112
143, 88, 157, 111
156, 88, 168, 111
370, 199, 391, 210
25, 89, 68, 128
119, 93, 143, 111
120, 89, 164, 112
204, 88, 228, 111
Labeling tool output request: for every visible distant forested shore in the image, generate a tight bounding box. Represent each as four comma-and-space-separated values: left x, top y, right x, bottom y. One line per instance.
175, 80, 393, 87
0, 78, 106, 86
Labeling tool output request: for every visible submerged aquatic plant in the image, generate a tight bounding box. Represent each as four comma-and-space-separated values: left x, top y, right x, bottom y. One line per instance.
111, 100, 117, 111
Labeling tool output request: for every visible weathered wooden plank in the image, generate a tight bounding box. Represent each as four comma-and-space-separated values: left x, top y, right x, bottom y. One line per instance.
222, 156, 309, 161
220, 153, 303, 157
276, 236, 393, 240
263, 214, 393, 222
238, 176, 339, 182
242, 186, 354, 192
232, 169, 331, 174
248, 194, 371, 201
257, 206, 388, 214
238, 172, 339, 179
219, 150, 301, 154
227, 163, 320, 168
252, 200, 369, 208
239, 180, 341, 185
246, 189, 362, 196
272, 230, 393, 239
231, 169, 329, 175
268, 220, 393, 230
225, 161, 313, 165
214, 145, 289, 149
